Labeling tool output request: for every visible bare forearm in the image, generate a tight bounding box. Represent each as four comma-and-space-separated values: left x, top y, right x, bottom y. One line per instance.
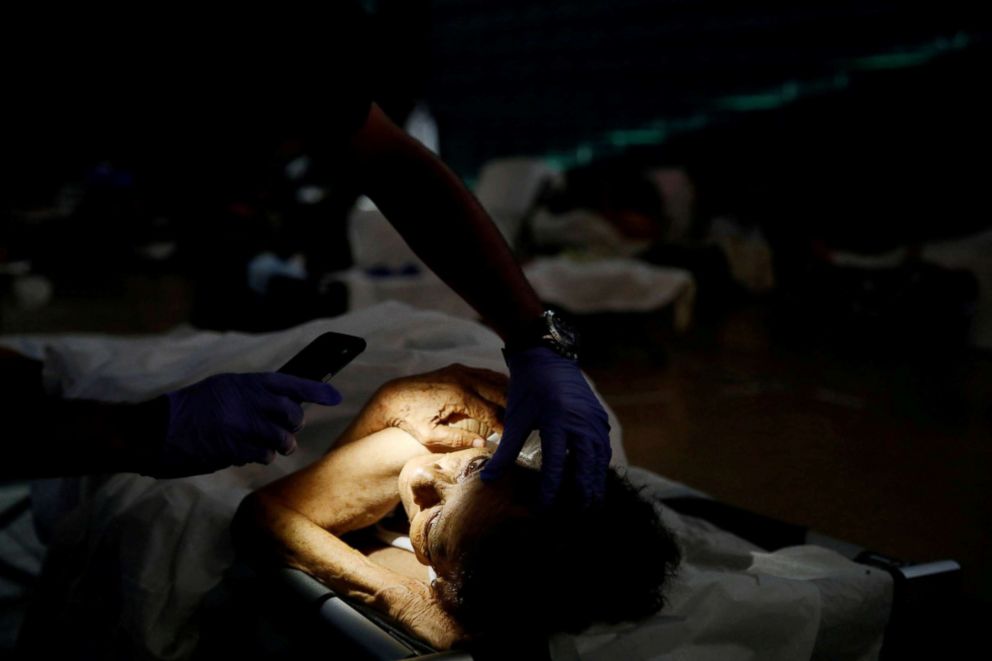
234, 495, 415, 607
233, 493, 458, 646
259, 428, 427, 533
352, 105, 543, 340
335, 388, 391, 446
10, 398, 167, 478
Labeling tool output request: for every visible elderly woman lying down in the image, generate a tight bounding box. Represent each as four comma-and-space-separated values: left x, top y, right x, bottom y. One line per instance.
233, 364, 680, 649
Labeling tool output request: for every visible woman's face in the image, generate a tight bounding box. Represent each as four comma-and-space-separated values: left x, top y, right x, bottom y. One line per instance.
398, 448, 527, 577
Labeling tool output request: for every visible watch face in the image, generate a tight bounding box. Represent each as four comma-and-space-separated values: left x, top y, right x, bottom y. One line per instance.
547, 311, 579, 352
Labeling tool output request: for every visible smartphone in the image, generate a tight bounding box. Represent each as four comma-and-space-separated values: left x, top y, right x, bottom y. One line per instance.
277, 332, 366, 383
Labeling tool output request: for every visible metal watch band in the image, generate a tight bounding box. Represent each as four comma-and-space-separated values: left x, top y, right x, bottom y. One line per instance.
505, 310, 579, 360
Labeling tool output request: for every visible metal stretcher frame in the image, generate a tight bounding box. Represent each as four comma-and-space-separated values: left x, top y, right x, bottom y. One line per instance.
281, 567, 485, 660
249, 566, 560, 661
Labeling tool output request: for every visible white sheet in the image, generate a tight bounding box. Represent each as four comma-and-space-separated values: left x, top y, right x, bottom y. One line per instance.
577, 467, 891, 661
1, 302, 888, 660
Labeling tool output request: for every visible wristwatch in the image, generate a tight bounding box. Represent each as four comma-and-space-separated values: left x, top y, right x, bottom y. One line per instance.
505, 309, 580, 360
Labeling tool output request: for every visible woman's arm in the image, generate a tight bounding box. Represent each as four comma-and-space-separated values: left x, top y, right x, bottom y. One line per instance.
233, 427, 463, 647
335, 364, 508, 451
255, 364, 506, 532
234, 484, 462, 647
258, 427, 427, 534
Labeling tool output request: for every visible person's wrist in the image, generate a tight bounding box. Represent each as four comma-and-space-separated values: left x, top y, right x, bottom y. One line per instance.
355, 385, 396, 435
502, 344, 558, 370
377, 384, 405, 428
503, 309, 580, 361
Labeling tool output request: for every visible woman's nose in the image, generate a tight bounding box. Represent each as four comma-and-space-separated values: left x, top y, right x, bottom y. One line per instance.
411, 465, 444, 509
412, 481, 440, 509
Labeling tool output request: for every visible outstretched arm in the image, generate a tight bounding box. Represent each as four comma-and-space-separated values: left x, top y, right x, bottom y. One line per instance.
0, 348, 339, 479
2, 348, 166, 478
348, 103, 544, 340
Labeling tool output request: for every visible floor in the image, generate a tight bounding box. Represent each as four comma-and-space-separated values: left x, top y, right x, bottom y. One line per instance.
586, 305, 992, 609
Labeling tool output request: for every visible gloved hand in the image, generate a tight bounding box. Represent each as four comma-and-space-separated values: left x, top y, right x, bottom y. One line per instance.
150, 372, 341, 478
481, 347, 611, 506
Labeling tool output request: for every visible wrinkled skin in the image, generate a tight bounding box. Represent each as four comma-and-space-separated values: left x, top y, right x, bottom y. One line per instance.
344, 364, 508, 451
388, 576, 465, 649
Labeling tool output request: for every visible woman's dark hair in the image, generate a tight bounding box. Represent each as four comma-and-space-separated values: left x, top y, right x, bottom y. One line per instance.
433, 468, 680, 642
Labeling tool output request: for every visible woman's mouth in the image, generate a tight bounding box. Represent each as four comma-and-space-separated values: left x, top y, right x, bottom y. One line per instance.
422, 508, 441, 562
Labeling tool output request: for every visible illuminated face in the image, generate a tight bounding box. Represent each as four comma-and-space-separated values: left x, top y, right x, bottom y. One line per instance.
397, 448, 528, 578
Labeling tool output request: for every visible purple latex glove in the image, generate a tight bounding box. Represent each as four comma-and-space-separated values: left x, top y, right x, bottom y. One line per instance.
151, 372, 341, 478
481, 347, 611, 506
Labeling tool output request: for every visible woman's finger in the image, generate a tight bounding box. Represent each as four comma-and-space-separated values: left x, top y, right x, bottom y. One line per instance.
454, 391, 506, 430
421, 426, 485, 452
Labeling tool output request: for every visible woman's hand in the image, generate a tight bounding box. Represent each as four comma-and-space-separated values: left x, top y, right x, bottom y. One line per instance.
376, 364, 507, 451
342, 364, 507, 451
387, 579, 467, 650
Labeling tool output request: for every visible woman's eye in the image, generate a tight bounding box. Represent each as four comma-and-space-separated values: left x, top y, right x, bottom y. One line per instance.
462, 456, 489, 478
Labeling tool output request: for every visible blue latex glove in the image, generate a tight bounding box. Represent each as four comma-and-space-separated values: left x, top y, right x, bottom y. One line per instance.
151, 372, 341, 478
481, 347, 611, 506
